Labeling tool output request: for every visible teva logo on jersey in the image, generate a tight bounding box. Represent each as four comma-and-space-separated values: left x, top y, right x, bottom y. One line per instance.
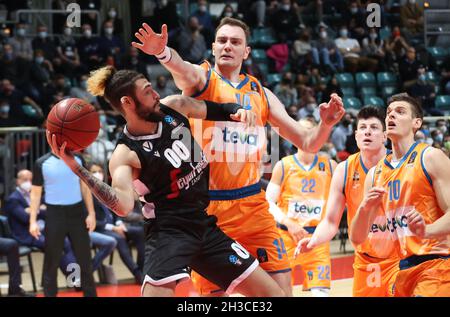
222, 127, 258, 146
369, 215, 408, 233
369, 206, 414, 236
287, 199, 324, 220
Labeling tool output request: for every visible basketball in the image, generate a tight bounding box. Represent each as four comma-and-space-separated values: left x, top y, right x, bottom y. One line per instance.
46, 98, 100, 152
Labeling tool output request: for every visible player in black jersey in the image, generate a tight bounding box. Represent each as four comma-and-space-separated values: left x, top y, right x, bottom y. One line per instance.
47, 66, 285, 297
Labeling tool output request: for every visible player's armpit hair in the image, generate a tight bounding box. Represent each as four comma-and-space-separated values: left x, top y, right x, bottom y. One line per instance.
74, 165, 124, 216
87, 66, 116, 97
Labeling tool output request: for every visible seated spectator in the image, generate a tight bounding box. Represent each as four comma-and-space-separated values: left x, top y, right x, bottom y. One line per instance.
384, 26, 410, 70
177, 16, 207, 65
298, 95, 320, 122
54, 24, 80, 79
0, 236, 34, 296
400, 0, 423, 38
273, 72, 297, 108
436, 119, 449, 136
29, 49, 54, 105
149, 0, 181, 44
398, 47, 422, 89
321, 76, 342, 104
99, 20, 125, 67
408, 68, 442, 116
343, 1, 366, 42
106, 6, 124, 37
0, 99, 14, 127
31, 25, 57, 62
238, 0, 266, 28
69, 73, 98, 106
242, 57, 267, 85
269, 0, 299, 42
191, 0, 215, 45
266, 33, 289, 73
335, 26, 377, 73
292, 30, 313, 72
8, 22, 33, 61
77, 24, 103, 72
219, 4, 238, 21
155, 75, 175, 99
312, 25, 344, 73
90, 163, 144, 284
0, 43, 30, 87
361, 28, 385, 71
296, 0, 324, 28
119, 46, 148, 77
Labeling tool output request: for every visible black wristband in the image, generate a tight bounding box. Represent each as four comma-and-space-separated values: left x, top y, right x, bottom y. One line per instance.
204, 100, 243, 121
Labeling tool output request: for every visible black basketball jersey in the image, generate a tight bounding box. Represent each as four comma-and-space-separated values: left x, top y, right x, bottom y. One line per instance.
117, 105, 210, 217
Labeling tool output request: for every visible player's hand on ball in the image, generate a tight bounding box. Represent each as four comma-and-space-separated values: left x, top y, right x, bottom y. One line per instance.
230, 109, 256, 127
46, 131, 79, 171
132, 23, 168, 56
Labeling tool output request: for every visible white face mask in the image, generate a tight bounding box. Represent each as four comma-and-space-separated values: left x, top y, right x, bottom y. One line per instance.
320, 31, 327, 39
199, 5, 207, 12
340, 29, 348, 38
0, 105, 10, 114
20, 181, 32, 192
84, 29, 92, 38
104, 27, 114, 35
64, 28, 72, 36
17, 28, 26, 37
369, 33, 377, 40
282, 4, 290, 11
39, 31, 47, 39
109, 10, 117, 18
93, 172, 104, 182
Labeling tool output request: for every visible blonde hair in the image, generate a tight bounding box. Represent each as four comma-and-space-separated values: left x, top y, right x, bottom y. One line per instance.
87, 66, 116, 97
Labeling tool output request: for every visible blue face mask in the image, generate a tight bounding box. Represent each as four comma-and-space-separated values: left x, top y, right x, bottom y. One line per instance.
0, 105, 10, 114
434, 134, 443, 143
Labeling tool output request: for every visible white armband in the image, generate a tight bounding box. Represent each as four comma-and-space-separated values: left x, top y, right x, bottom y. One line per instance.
155, 46, 172, 64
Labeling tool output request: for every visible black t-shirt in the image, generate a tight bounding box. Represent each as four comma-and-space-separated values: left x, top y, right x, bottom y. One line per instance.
117, 105, 210, 217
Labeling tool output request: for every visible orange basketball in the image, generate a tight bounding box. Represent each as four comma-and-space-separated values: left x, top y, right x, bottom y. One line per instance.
46, 98, 100, 151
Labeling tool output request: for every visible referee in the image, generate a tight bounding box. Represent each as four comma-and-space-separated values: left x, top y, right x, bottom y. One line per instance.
29, 151, 97, 297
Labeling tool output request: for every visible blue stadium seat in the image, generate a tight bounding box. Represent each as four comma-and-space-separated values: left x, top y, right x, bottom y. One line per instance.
343, 97, 362, 109
336, 73, 354, 88
425, 71, 440, 84
380, 86, 399, 99
364, 96, 385, 107
427, 47, 448, 66
355, 72, 376, 87
435, 95, 450, 110
267, 73, 282, 87
341, 87, 355, 97
360, 87, 377, 97
377, 72, 397, 86
251, 49, 268, 63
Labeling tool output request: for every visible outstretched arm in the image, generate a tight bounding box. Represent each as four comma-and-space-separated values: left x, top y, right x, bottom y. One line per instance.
266, 89, 345, 153
132, 23, 207, 95
47, 132, 136, 217
161, 95, 256, 126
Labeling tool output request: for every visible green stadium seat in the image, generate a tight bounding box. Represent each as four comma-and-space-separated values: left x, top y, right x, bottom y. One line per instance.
336, 73, 354, 88
379, 27, 391, 41
364, 96, 385, 107
435, 95, 450, 110
355, 72, 376, 87
427, 47, 448, 66
341, 87, 355, 97
251, 49, 268, 63
380, 86, 399, 99
258, 63, 269, 76
267, 73, 282, 87
343, 97, 362, 109
377, 72, 397, 86
360, 87, 377, 97
425, 71, 440, 84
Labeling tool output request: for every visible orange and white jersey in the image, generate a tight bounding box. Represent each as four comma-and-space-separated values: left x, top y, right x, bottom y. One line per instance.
277, 154, 332, 227
189, 61, 269, 191
344, 152, 398, 259
373, 142, 450, 258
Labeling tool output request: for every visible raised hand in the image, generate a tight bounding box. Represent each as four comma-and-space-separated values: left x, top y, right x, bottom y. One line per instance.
319, 93, 345, 126
131, 23, 168, 56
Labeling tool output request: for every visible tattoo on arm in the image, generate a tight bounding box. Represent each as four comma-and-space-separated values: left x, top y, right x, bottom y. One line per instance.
75, 165, 122, 215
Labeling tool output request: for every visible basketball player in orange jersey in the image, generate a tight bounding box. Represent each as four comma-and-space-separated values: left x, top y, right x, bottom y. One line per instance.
295, 106, 400, 297
351, 93, 450, 296
266, 118, 336, 297
131, 18, 345, 296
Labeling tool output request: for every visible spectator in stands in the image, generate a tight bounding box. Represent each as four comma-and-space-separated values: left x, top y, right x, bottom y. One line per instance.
69, 73, 98, 106
298, 95, 320, 122
90, 163, 145, 284
191, 0, 215, 45
8, 22, 33, 61
335, 26, 377, 73
343, 1, 366, 42
55, 25, 80, 80
155, 75, 175, 99
106, 6, 123, 37
177, 16, 207, 64
79, 0, 101, 31
51, 0, 71, 34
4, 169, 77, 278
292, 30, 313, 73
361, 28, 385, 71
270, 0, 299, 41
436, 119, 448, 136
77, 24, 103, 72
219, 4, 238, 20
238, 0, 266, 28
266, 33, 289, 73
119, 47, 148, 78
384, 26, 410, 70
398, 47, 421, 89
0, 98, 14, 127
441, 55, 450, 94
31, 25, 57, 62
312, 25, 344, 73
149, 0, 181, 44
296, 0, 324, 28
331, 113, 353, 152
29, 49, 54, 106
0, 236, 34, 296
321, 76, 343, 104
0, 43, 29, 87
0, 79, 43, 126
0, 24, 11, 49
408, 67, 442, 116
400, 0, 424, 38
99, 20, 125, 67
274, 72, 298, 108
42, 74, 71, 113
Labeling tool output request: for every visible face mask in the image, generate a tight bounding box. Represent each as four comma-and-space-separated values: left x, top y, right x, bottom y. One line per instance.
92, 172, 104, 182
350, 7, 358, 14
104, 28, 114, 35
434, 134, 444, 143
64, 28, 72, 36
0, 105, 10, 114
282, 4, 290, 11
369, 33, 377, 40
35, 56, 44, 64
418, 74, 426, 82
84, 29, 92, 38
320, 31, 327, 39
340, 29, 348, 37
20, 181, 32, 192
224, 11, 233, 17
199, 5, 207, 12
109, 10, 117, 18
17, 28, 26, 37
161, 0, 168, 6
306, 103, 316, 111
39, 31, 47, 39
438, 125, 447, 134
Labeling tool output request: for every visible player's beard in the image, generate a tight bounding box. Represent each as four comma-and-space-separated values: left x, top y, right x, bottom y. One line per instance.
136, 100, 164, 122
